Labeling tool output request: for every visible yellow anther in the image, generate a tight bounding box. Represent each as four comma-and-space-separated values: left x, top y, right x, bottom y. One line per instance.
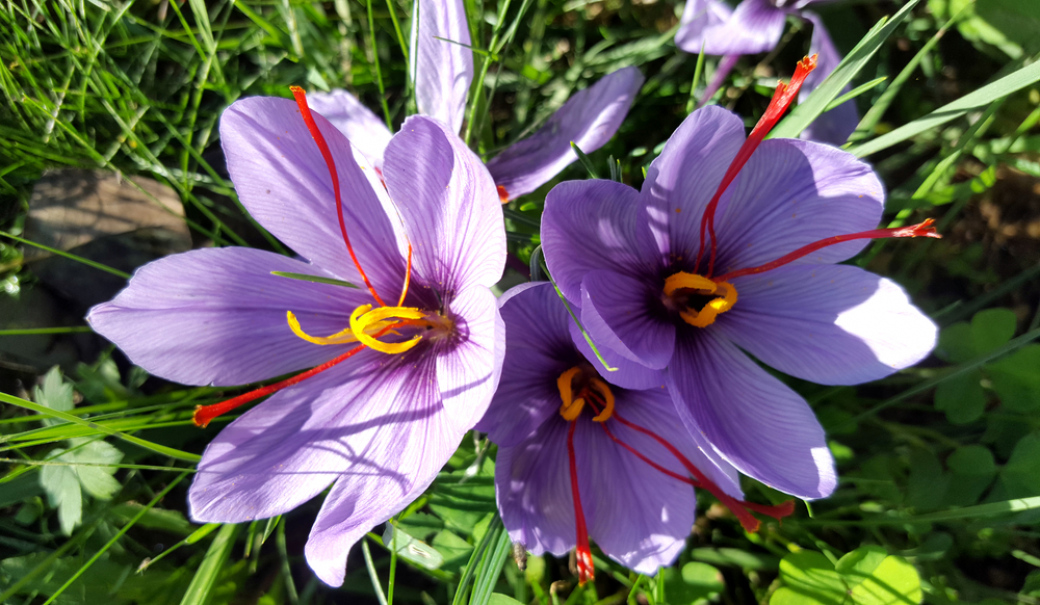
663, 271, 738, 328
588, 378, 615, 422
349, 304, 426, 355
287, 311, 358, 345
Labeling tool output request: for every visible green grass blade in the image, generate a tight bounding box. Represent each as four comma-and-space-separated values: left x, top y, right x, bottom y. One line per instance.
271, 271, 359, 288
469, 524, 511, 605
179, 523, 242, 605
770, 0, 920, 140
0, 230, 131, 278
850, 56, 1040, 157
0, 391, 202, 462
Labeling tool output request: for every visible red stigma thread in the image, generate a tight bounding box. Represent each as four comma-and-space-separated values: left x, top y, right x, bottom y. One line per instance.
566, 421, 595, 585
496, 185, 510, 204
193, 343, 368, 428
611, 409, 795, 532
290, 86, 387, 307
715, 218, 940, 282
696, 55, 818, 277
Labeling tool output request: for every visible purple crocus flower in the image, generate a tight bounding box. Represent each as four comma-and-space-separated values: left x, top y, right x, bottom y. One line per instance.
87, 89, 506, 586
308, 0, 644, 201
477, 282, 793, 583
541, 58, 938, 503
675, 0, 858, 144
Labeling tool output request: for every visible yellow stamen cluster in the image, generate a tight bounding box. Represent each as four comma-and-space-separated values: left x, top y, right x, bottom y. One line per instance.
557, 366, 615, 422
286, 304, 428, 355
663, 271, 738, 328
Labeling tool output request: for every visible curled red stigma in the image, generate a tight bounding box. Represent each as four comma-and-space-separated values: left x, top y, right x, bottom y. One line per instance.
714, 218, 940, 282
696, 55, 818, 277
193, 342, 368, 428
566, 421, 595, 585
290, 85, 386, 307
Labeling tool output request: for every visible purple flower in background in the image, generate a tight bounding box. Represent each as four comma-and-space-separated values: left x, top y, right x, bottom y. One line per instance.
541, 58, 938, 502
308, 0, 644, 202
675, 0, 858, 144
477, 283, 793, 584
88, 91, 505, 586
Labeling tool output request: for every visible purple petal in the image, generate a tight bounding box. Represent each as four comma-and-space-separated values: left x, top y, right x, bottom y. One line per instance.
476, 283, 574, 446
668, 331, 836, 499
675, 0, 733, 54
382, 116, 505, 292
580, 270, 675, 370
486, 67, 645, 200
220, 97, 406, 296
438, 286, 505, 433
410, 0, 473, 133
541, 179, 659, 303
716, 264, 937, 385
799, 12, 859, 145
711, 138, 884, 276
305, 89, 393, 168
677, 0, 786, 56
569, 319, 667, 391
87, 247, 366, 386
189, 353, 458, 586
641, 105, 746, 258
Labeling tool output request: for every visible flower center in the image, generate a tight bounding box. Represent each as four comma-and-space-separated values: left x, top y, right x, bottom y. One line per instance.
662, 271, 738, 328
557, 366, 615, 422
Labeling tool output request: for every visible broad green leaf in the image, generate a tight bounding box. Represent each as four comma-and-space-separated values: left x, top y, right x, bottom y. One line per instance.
34, 366, 74, 427
836, 546, 888, 588
382, 523, 445, 571
39, 439, 122, 534
971, 308, 1018, 355
995, 432, 1040, 499
487, 596, 524, 605
847, 555, 923, 605
934, 370, 986, 424
691, 547, 779, 570
774, 551, 847, 605
907, 450, 949, 511
988, 345, 1040, 412
946, 445, 997, 505
39, 454, 83, 535
935, 322, 974, 363
433, 529, 474, 573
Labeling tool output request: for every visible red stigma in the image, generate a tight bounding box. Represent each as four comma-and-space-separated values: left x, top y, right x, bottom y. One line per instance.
290, 85, 387, 307
566, 421, 595, 585
696, 55, 818, 277
714, 218, 940, 282
496, 185, 510, 204
193, 342, 368, 428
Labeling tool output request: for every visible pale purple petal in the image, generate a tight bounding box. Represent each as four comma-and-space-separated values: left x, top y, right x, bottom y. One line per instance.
675, 0, 733, 54
569, 319, 667, 391
799, 12, 859, 145
486, 67, 644, 200
641, 105, 745, 258
410, 0, 473, 133
668, 331, 836, 499
711, 138, 884, 276
87, 247, 366, 386
305, 89, 393, 168
189, 353, 458, 586
220, 97, 405, 296
580, 270, 675, 370
716, 265, 937, 385
302, 359, 457, 586
437, 286, 505, 434
476, 283, 575, 446
541, 179, 659, 303
382, 115, 505, 292
677, 0, 787, 56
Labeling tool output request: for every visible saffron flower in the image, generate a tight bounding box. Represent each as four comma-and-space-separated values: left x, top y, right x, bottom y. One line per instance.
88, 90, 506, 586
477, 282, 793, 583
675, 0, 858, 144
308, 0, 644, 201
541, 57, 938, 502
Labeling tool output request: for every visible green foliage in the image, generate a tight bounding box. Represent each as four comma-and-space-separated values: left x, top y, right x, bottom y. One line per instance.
771, 548, 922, 605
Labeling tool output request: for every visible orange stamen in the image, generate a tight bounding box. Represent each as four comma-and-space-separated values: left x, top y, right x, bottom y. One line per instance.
396, 244, 413, 307
290, 85, 387, 307
566, 420, 595, 585
193, 342, 368, 428
714, 219, 940, 282
696, 55, 817, 277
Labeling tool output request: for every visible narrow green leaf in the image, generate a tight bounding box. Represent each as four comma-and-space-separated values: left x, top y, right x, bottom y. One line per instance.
850, 57, 1040, 157
0, 230, 130, 279
570, 142, 600, 179
547, 272, 617, 372
823, 77, 887, 112
179, 523, 241, 605
271, 271, 359, 289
